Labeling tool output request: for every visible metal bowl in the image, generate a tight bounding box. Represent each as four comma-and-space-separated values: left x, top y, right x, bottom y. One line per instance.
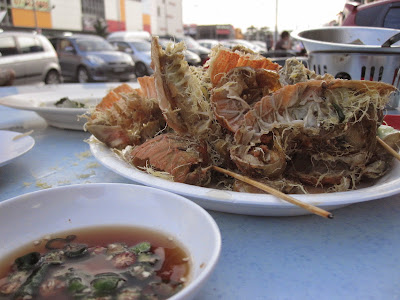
292, 27, 400, 108
292, 27, 400, 54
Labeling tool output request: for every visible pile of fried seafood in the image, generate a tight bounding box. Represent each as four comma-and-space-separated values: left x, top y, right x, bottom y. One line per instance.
85, 36, 400, 194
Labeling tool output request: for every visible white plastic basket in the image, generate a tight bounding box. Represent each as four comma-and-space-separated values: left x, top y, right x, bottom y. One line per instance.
308, 52, 400, 88
293, 26, 400, 107
293, 27, 400, 82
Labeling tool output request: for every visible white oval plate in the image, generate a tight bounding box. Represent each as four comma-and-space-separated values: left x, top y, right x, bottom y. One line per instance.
0, 183, 221, 300
90, 138, 400, 216
0, 130, 35, 167
0, 83, 139, 130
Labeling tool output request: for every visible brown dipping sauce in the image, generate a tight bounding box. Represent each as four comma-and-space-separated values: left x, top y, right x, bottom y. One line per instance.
0, 225, 191, 299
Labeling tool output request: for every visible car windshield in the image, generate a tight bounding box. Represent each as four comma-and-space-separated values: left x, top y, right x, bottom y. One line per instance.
131, 41, 151, 52
76, 39, 114, 51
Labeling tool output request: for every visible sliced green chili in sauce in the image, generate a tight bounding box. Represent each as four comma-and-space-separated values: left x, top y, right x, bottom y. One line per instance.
0, 235, 188, 300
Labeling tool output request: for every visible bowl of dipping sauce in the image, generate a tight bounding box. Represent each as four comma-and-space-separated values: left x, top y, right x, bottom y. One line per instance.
0, 183, 221, 300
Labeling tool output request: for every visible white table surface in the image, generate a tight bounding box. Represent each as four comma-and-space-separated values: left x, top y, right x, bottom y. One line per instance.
1, 83, 400, 300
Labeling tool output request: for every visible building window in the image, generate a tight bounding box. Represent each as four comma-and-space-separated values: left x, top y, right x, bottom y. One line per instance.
81, 0, 105, 19
81, 0, 105, 31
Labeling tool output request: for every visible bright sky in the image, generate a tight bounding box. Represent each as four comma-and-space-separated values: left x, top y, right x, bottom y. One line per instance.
182, 0, 347, 33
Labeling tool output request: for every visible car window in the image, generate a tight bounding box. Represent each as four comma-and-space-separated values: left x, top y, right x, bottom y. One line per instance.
59, 39, 73, 51
76, 39, 113, 51
131, 41, 151, 52
356, 5, 383, 26
0, 36, 18, 56
17, 36, 44, 54
384, 7, 400, 29
114, 42, 130, 52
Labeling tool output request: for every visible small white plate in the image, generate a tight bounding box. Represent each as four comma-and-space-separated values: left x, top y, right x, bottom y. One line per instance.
0, 183, 221, 300
0, 83, 139, 130
90, 137, 400, 216
0, 130, 35, 167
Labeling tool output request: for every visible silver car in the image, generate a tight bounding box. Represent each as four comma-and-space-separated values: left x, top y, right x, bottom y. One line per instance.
109, 39, 153, 78
50, 34, 135, 83
0, 31, 62, 85
158, 38, 201, 66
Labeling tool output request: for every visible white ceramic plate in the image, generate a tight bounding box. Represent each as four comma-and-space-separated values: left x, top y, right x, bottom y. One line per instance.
0, 130, 35, 167
0, 183, 221, 300
0, 83, 139, 130
90, 138, 400, 216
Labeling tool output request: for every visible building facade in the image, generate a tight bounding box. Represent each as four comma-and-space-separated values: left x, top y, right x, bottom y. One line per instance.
184, 24, 237, 40
149, 0, 183, 37
0, 0, 183, 37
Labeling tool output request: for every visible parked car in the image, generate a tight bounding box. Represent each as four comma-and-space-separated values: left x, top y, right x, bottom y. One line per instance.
0, 31, 62, 85
108, 38, 153, 78
339, 0, 400, 29
197, 38, 241, 51
158, 35, 210, 65
49, 34, 135, 83
223, 39, 266, 54
158, 38, 201, 66
107, 30, 151, 42
197, 39, 221, 50
250, 40, 268, 53
181, 36, 211, 65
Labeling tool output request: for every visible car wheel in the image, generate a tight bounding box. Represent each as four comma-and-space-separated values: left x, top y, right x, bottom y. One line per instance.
77, 67, 90, 83
44, 70, 61, 84
134, 62, 149, 78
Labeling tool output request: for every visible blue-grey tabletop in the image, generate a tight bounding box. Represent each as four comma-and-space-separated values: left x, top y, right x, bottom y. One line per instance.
1, 83, 400, 300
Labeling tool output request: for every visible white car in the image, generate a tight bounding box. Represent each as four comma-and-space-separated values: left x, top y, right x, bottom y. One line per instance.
197, 39, 221, 50
250, 40, 268, 53
224, 39, 266, 54
0, 31, 62, 85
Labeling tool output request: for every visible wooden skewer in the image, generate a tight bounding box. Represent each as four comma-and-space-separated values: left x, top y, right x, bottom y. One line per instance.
377, 136, 400, 162
212, 166, 334, 219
